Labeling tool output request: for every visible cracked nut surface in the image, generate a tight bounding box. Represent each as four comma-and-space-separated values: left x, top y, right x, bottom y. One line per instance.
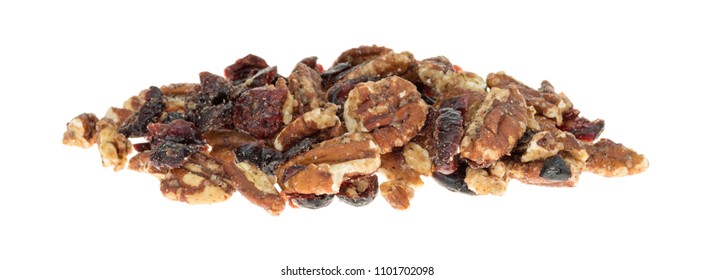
344, 76, 428, 153
460, 86, 529, 167
160, 152, 234, 204
63, 113, 99, 148
585, 139, 649, 177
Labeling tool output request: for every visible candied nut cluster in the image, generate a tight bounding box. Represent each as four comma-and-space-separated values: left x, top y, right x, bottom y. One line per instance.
62, 45, 649, 215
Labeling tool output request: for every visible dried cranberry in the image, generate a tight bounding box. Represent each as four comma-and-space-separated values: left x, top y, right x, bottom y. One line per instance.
235, 66, 278, 88
432, 161, 476, 195
224, 54, 269, 82
187, 72, 235, 132
146, 119, 200, 147
287, 193, 335, 209
297, 56, 320, 72
439, 95, 468, 116
539, 155, 571, 181
149, 141, 199, 169
337, 175, 378, 207
132, 142, 152, 153
234, 143, 283, 176
160, 112, 186, 123
558, 109, 605, 142
432, 108, 464, 174
281, 165, 306, 183
119, 86, 165, 137
321, 62, 352, 89
232, 84, 286, 139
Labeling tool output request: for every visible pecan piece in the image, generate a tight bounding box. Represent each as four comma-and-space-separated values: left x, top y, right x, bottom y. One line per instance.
379, 181, 414, 210
343, 76, 428, 153
464, 162, 509, 196
379, 148, 424, 188
274, 103, 340, 152
277, 133, 381, 195
288, 62, 326, 114
103, 107, 133, 127
340, 51, 418, 82
128, 151, 168, 179
487, 72, 569, 124
337, 174, 379, 207
233, 78, 288, 139
63, 113, 99, 148
211, 146, 285, 215
403, 142, 432, 176
505, 154, 584, 187
418, 60, 487, 104
460, 86, 529, 168
334, 45, 393, 66
160, 83, 199, 113
202, 130, 259, 148
160, 153, 234, 204
585, 139, 649, 177
96, 118, 133, 171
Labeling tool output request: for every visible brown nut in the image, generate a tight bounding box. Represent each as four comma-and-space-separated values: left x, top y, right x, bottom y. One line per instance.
343, 76, 429, 153
333, 45, 393, 66
379, 148, 424, 188
402, 142, 432, 176
505, 154, 584, 187
128, 151, 168, 179
210, 146, 285, 215
379, 180, 414, 210
63, 113, 99, 148
340, 51, 418, 81
273, 103, 340, 152
464, 161, 509, 196
487, 71, 569, 124
103, 107, 133, 127
585, 138, 649, 177
288, 62, 326, 115
160, 83, 199, 112
460, 86, 529, 168
277, 133, 381, 195
202, 130, 260, 148
418, 60, 487, 105
96, 118, 132, 171
160, 153, 234, 204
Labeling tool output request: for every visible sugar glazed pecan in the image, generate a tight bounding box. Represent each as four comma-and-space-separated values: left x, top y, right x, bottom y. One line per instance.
62, 45, 648, 214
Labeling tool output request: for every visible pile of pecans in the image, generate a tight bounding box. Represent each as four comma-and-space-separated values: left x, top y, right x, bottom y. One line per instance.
62, 45, 648, 215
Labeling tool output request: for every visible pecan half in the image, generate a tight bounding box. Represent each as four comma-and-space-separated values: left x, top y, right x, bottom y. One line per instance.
63, 113, 99, 148
343, 76, 428, 153
460, 86, 529, 167
340, 51, 417, 82
277, 133, 381, 195
333, 45, 393, 66
585, 139, 649, 177
274, 103, 340, 152
288, 62, 326, 114
211, 146, 285, 215
160, 153, 234, 204
487, 72, 569, 124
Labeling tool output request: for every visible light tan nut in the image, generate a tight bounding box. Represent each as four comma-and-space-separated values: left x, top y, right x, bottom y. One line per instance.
333, 45, 393, 66
343, 76, 429, 153
62, 113, 99, 148
517, 130, 589, 163
379, 181, 415, 210
103, 107, 133, 127
96, 118, 132, 171
403, 142, 432, 176
274, 104, 340, 152
341, 51, 418, 81
288, 63, 326, 115
505, 154, 584, 187
277, 133, 381, 194
487, 72, 570, 124
122, 88, 149, 111
160, 83, 199, 112
419, 60, 487, 97
460, 86, 529, 167
211, 146, 285, 215
128, 151, 168, 179
160, 153, 234, 204
585, 138, 649, 177
465, 162, 509, 196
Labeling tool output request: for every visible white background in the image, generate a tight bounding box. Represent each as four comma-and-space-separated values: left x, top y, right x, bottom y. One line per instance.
1, 1, 712, 279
